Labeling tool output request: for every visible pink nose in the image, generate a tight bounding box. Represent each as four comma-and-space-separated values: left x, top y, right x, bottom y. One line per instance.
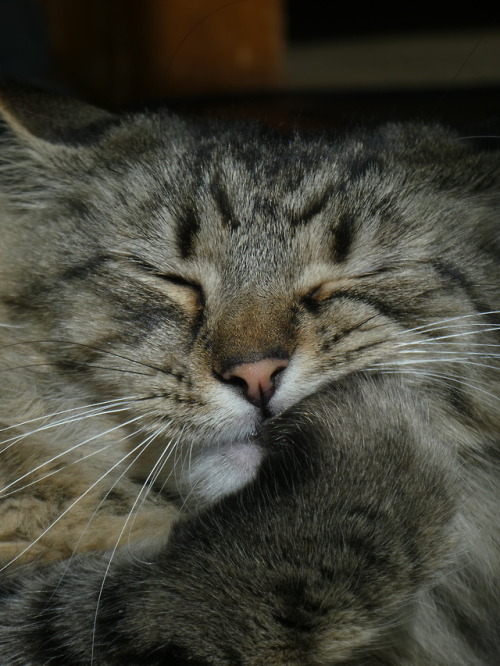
222, 357, 289, 405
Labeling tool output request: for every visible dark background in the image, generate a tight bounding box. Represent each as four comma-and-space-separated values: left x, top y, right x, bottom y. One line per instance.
0, 0, 499, 129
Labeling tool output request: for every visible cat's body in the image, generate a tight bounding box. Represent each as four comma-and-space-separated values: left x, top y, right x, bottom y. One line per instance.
0, 85, 498, 664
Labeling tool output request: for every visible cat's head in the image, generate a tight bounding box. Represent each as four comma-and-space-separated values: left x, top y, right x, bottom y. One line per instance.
0, 84, 499, 504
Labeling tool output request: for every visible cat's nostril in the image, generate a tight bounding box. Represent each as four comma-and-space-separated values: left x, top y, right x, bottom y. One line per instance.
221, 357, 289, 406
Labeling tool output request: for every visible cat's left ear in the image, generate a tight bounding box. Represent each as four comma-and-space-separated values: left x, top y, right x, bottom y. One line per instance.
0, 82, 118, 146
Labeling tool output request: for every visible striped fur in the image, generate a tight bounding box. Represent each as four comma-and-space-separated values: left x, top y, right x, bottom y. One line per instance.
0, 84, 498, 664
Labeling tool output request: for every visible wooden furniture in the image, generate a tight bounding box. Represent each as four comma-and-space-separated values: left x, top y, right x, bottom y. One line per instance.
40, 0, 285, 107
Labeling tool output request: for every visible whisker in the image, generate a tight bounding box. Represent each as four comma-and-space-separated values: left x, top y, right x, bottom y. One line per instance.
396, 341, 500, 349
0, 401, 138, 456
90, 424, 178, 663
180, 434, 197, 510
126, 427, 181, 528
0, 442, 117, 499
395, 311, 500, 335
456, 135, 500, 141
55, 423, 167, 569
0, 362, 154, 377
0, 420, 148, 499
118, 437, 176, 550
0, 393, 171, 451
0, 409, 147, 496
0, 338, 176, 376
395, 350, 500, 359
0, 414, 148, 573
396, 327, 500, 345
0, 395, 141, 435
369, 368, 500, 403
373, 358, 500, 372
153, 431, 187, 499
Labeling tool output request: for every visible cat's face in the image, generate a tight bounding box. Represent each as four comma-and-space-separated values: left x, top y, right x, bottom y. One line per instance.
1, 88, 498, 504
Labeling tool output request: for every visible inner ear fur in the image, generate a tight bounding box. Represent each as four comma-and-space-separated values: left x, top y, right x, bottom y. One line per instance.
0, 82, 118, 146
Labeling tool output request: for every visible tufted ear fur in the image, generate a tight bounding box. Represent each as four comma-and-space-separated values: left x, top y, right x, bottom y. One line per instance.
0, 82, 118, 146
0, 84, 124, 213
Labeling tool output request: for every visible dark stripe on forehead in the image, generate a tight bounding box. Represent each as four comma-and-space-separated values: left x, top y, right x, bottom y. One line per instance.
176, 207, 201, 259
432, 260, 500, 326
290, 187, 333, 228
332, 212, 354, 263
62, 254, 111, 281
336, 154, 384, 193
349, 154, 384, 180
211, 179, 239, 230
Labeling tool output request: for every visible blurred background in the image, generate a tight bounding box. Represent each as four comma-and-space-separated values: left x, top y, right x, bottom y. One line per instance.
0, 0, 499, 129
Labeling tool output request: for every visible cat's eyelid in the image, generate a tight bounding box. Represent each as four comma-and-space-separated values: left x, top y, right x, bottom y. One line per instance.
155, 272, 202, 291
304, 282, 336, 303
117, 254, 200, 289
111, 252, 203, 296
144, 266, 203, 293
302, 267, 393, 303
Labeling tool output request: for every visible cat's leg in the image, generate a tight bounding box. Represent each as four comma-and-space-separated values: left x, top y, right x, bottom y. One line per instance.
0, 376, 488, 665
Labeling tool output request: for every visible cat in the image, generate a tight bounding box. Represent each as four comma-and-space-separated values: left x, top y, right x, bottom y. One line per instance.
0, 83, 498, 665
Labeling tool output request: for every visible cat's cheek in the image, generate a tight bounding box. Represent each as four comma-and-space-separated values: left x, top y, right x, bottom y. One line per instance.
270, 356, 326, 414
182, 442, 264, 506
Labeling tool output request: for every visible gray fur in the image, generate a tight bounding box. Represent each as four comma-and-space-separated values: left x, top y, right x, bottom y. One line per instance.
0, 84, 498, 664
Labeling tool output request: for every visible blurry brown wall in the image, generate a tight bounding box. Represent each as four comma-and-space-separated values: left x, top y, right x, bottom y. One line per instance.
40, 0, 285, 106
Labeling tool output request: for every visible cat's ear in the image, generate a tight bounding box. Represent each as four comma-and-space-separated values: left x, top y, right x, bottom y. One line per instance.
0, 82, 118, 146
0, 84, 120, 208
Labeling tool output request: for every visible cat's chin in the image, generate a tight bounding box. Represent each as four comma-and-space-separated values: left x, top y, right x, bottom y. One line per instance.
177, 440, 264, 507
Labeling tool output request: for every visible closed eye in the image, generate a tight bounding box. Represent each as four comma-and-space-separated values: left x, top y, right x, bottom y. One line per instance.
155, 273, 205, 308
302, 267, 400, 304
302, 281, 351, 305
155, 273, 201, 291
126, 255, 204, 303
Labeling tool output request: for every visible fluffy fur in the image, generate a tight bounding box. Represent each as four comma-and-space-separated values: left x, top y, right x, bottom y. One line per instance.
0, 84, 498, 664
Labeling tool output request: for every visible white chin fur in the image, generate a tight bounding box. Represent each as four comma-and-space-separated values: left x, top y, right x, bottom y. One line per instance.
181, 441, 264, 506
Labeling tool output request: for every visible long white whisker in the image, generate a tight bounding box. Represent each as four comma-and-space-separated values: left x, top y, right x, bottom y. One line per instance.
374, 358, 500, 372
395, 349, 500, 359
395, 311, 500, 335
0, 395, 141, 435
178, 432, 208, 512
0, 420, 148, 499
0, 408, 149, 496
0, 393, 160, 455
90, 424, 177, 664
397, 341, 500, 349
396, 327, 500, 345
125, 430, 179, 532
55, 424, 167, 576
0, 441, 115, 499
133, 429, 187, 525
396, 342, 500, 358
0, 414, 148, 573
0, 402, 138, 460
370, 368, 500, 403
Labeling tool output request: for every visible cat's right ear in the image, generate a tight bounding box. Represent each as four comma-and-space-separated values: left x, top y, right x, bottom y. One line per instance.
0, 82, 118, 146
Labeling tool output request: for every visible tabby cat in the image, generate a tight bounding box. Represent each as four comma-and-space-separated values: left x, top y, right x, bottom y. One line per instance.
0, 84, 498, 665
